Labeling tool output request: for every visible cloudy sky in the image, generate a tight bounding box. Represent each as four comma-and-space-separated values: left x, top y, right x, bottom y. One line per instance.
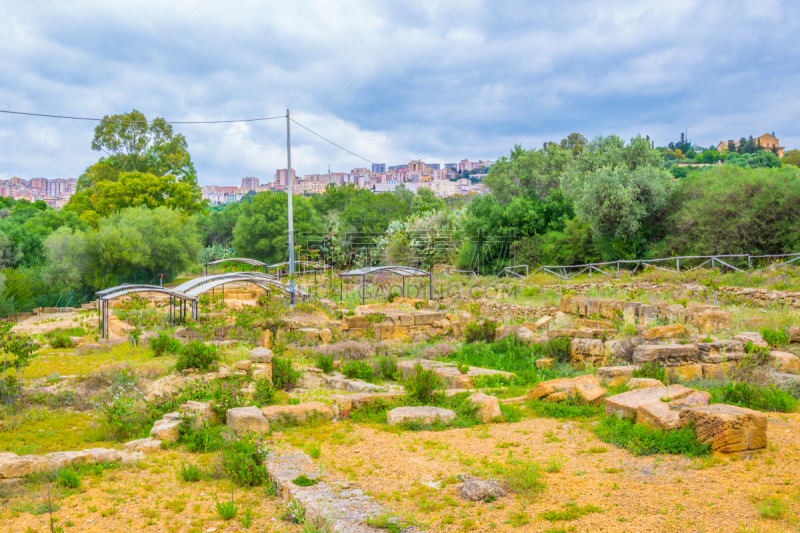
1, 0, 798, 186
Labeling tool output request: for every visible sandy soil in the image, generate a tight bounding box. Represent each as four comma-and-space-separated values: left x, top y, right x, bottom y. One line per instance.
11, 311, 97, 335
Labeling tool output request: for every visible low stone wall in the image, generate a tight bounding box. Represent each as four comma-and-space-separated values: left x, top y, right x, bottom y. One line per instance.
0, 448, 143, 480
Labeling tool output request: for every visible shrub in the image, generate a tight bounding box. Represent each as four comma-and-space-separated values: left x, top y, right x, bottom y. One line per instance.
314, 340, 373, 361
464, 320, 497, 344
175, 341, 220, 372
315, 353, 335, 373
216, 500, 238, 520
46, 330, 75, 349
761, 328, 789, 348
56, 469, 81, 489
150, 331, 182, 357
632, 361, 666, 384
98, 385, 146, 441
179, 463, 204, 482
539, 502, 603, 521
720, 382, 797, 413
292, 474, 319, 487
593, 415, 710, 457
375, 355, 398, 380
210, 378, 248, 418
220, 437, 268, 487
528, 396, 602, 419
540, 336, 571, 364
252, 378, 276, 407
271, 357, 301, 391
342, 360, 375, 381
491, 457, 544, 498
402, 364, 443, 404
178, 421, 225, 453
422, 343, 457, 359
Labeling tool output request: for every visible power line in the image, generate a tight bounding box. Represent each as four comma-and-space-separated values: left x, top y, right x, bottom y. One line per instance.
290, 118, 375, 165
0, 109, 286, 124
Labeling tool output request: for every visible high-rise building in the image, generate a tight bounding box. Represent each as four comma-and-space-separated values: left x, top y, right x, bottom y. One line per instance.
241, 177, 259, 189
428, 163, 440, 170
274, 169, 296, 190
444, 163, 457, 170
371, 163, 386, 173
46, 181, 62, 196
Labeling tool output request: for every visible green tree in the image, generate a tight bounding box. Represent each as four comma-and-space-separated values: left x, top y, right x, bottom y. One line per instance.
195, 202, 243, 247
485, 144, 573, 204
411, 187, 444, 215
89, 171, 205, 218
40, 227, 89, 293
560, 133, 588, 156
232, 191, 324, 264
571, 134, 662, 178
783, 149, 800, 167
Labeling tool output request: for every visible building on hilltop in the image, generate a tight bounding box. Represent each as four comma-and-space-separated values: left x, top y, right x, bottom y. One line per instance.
371, 163, 386, 173
241, 177, 259, 189
717, 133, 784, 157
274, 169, 296, 190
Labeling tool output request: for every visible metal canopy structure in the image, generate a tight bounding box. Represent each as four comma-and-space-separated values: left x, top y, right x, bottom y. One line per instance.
95, 272, 309, 338
204, 258, 268, 276
268, 261, 333, 282
96, 284, 196, 340
338, 266, 432, 304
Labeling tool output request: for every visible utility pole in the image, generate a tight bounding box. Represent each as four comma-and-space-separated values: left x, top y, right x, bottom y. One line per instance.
287, 109, 295, 305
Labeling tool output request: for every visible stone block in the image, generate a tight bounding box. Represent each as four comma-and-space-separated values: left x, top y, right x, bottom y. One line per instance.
226, 406, 270, 435
596, 366, 636, 387
667, 364, 703, 381
150, 419, 181, 443
0, 455, 53, 478
576, 319, 614, 330
667, 390, 710, 411
298, 328, 321, 343
627, 377, 665, 389
234, 359, 253, 371
45, 451, 93, 469
250, 347, 274, 363
572, 374, 607, 406
124, 437, 162, 454
679, 404, 767, 452
460, 475, 507, 501
319, 328, 332, 343
528, 375, 605, 406
637, 401, 681, 430
644, 324, 687, 341
701, 362, 735, 380
530, 316, 553, 330
414, 312, 445, 326
769, 351, 800, 374
535, 358, 554, 369
697, 340, 745, 364
637, 305, 659, 326
252, 363, 272, 381
789, 327, 800, 343
632, 344, 699, 366
528, 378, 576, 401
692, 309, 732, 333
468, 393, 502, 423
261, 402, 335, 422
387, 406, 456, 426
663, 304, 686, 321
569, 338, 605, 364
604, 384, 694, 420
733, 332, 769, 349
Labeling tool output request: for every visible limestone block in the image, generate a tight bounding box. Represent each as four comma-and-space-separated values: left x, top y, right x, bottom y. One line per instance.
150, 419, 181, 443
319, 328, 333, 343
527, 375, 606, 406
299, 328, 321, 343
679, 404, 767, 452
692, 309, 733, 333
733, 332, 769, 349
769, 351, 800, 374
468, 393, 502, 423
667, 364, 703, 381
234, 359, 253, 371
460, 475, 507, 501
259, 328, 273, 349
576, 319, 614, 330
226, 406, 270, 435
604, 384, 694, 420
789, 327, 800, 343
414, 312, 445, 326
531, 316, 553, 330
0, 455, 53, 478
667, 390, 710, 411
596, 366, 636, 387
701, 362, 736, 380
528, 378, 575, 401
632, 344, 699, 366
627, 378, 665, 390
179, 400, 215, 428
261, 402, 335, 423
569, 338, 605, 364
45, 451, 93, 469
535, 358, 554, 370
637, 305, 659, 326
123, 437, 162, 455
572, 374, 607, 406
697, 340, 745, 364
252, 363, 272, 381
644, 324, 687, 341
250, 347, 274, 363
637, 401, 681, 430
663, 304, 686, 321
387, 406, 456, 426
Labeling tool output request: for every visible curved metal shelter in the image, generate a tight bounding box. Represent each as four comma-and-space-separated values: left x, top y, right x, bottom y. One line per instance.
204, 258, 269, 275
338, 266, 432, 304
95, 284, 197, 339
268, 261, 333, 282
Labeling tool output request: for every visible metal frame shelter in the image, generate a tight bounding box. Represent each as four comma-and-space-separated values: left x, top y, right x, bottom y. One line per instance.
268, 261, 333, 283
339, 266, 432, 305
204, 258, 269, 276
95, 284, 197, 340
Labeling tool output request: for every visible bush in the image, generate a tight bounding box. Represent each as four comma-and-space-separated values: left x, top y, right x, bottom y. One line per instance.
216, 500, 238, 520
175, 341, 220, 372
540, 336, 571, 364
632, 361, 666, 384
98, 385, 146, 441
179, 463, 204, 482
315, 353, 335, 373
593, 415, 710, 457
55, 469, 81, 489
402, 364, 443, 403
375, 355, 398, 380
271, 357, 301, 391
720, 382, 797, 413
315, 340, 373, 361
528, 396, 602, 419
342, 359, 375, 381
464, 320, 497, 344
220, 437, 268, 487
178, 421, 225, 453
761, 328, 789, 348
252, 378, 276, 407
150, 331, 182, 356
210, 379, 247, 418
46, 330, 75, 349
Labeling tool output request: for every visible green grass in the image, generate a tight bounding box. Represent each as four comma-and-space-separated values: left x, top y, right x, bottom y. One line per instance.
349, 393, 481, 431
485, 456, 544, 498
527, 397, 603, 419
26, 343, 171, 380
0, 407, 116, 455
593, 415, 710, 457
539, 502, 603, 521
687, 380, 799, 413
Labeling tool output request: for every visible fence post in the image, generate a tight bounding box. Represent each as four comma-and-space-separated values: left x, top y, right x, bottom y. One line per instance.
676, 258, 680, 273
748, 256, 752, 270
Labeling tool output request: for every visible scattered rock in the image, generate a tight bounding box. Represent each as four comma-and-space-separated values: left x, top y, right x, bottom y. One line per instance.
0, 454, 52, 478
459, 475, 507, 501
692, 309, 732, 332
643, 324, 687, 341
345, 381, 389, 393
468, 393, 502, 423
769, 351, 800, 374
226, 406, 270, 435
528, 375, 607, 406
530, 316, 553, 330
260, 329, 273, 349
150, 419, 181, 443
632, 344, 699, 366
627, 378, 665, 390
261, 402, 335, 423
697, 340, 745, 364
123, 437, 162, 454
789, 327, 800, 343
637, 401, 681, 430
386, 406, 456, 426
234, 359, 253, 371
535, 358, 554, 370
319, 328, 332, 343
666, 364, 703, 381
250, 347, 274, 363
605, 384, 694, 420
569, 338, 605, 365
179, 401, 215, 428
596, 366, 636, 387
679, 404, 768, 452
